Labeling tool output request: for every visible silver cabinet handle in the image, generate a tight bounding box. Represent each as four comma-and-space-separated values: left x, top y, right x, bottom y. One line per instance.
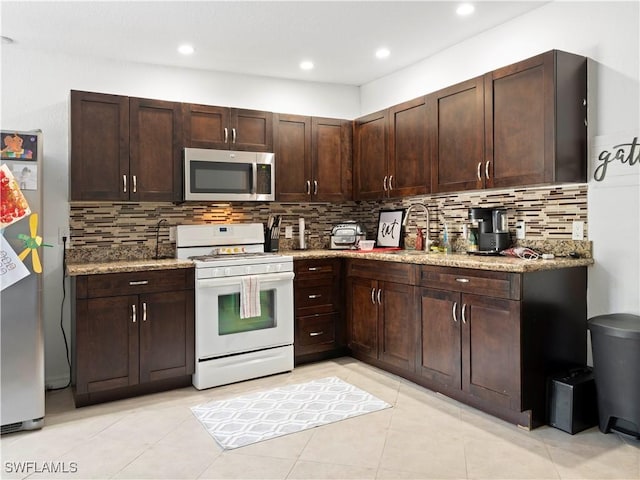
132, 175, 137, 193
309, 331, 324, 337
477, 162, 482, 181
388, 175, 394, 191
462, 303, 467, 324
142, 302, 147, 322
123, 174, 127, 193
308, 294, 322, 299
305, 180, 311, 195
129, 280, 149, 286
485, 161, 491, 180
308, 267, 320, 271
383, 175, 388, 191
452, 301, 458, 323
313, 180, 318, 195
371, 288, 376, 305
132, 304, 137, 323
232, 128, 237, 144
377, 288, 382, 305
224, 127, 228, 143
455, 278, 470, 283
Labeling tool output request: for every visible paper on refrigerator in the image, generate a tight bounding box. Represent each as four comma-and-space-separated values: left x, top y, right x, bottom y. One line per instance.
1, 163, 31, 228
0, 233, 30, 291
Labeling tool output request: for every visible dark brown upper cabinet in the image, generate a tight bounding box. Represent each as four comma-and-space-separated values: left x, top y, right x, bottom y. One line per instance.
353, 109, 389, 200
70, 91, 183, 202
354, 97, 429, 200
429, 77, 486, 193
389, 96, 430, 197
431, 50, 586, 193
275, 114, 352, 202
183, 103, 273, 152
484, 50, 587, 188
129, 97, 183, 202
70, 91, 129, 201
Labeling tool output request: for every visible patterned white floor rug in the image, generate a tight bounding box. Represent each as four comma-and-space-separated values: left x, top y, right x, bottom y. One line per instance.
191, 376, 391, 450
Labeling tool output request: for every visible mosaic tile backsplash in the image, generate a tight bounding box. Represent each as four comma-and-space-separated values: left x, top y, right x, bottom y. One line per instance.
68, 184, 589, 262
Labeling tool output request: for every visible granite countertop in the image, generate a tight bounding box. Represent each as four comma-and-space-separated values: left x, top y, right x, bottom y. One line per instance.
66, 249, 593, 276
66, 258, 194, 276
285, 249, 594, 273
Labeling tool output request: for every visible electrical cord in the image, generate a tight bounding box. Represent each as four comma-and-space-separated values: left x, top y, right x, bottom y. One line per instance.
47, 236, 71, 391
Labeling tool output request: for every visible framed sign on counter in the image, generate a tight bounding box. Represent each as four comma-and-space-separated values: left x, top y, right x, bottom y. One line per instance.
375, 209, 405, 248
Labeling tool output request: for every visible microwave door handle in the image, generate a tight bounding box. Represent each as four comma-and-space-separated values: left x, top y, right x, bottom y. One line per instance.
251, 162, 257, 195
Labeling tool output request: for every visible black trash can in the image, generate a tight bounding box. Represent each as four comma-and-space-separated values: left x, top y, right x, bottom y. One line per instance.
588, 313, 640, 438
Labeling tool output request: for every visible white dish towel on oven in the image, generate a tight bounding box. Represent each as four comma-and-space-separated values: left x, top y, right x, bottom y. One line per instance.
240, 275, 261, 319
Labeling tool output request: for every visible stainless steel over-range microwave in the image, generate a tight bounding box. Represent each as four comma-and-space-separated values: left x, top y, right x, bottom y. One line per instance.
183, 148, 275, 202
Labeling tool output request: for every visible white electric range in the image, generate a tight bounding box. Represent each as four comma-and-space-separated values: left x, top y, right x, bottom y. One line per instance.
176, 223, 294, 390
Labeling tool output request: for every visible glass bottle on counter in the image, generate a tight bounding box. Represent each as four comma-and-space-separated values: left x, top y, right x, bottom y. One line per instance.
415, 228, 424, 251
443, 223, 451, 254
467, 223, 478, 252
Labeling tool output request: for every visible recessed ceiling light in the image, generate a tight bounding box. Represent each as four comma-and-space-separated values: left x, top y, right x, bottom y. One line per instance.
456, 3, 475, 16
1, 36, 14, 45
300, 60, 314, 71
178, 44, 194, 55
375, 48, 390, 59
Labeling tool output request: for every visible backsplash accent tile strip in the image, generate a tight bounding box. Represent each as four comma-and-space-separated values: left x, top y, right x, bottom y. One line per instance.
68, 184, 588, 262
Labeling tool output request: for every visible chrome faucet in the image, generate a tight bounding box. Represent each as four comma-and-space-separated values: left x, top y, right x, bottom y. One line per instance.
402, 203, 430, 250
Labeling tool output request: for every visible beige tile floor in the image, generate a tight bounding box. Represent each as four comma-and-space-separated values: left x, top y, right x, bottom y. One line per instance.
2, 358, 639, 479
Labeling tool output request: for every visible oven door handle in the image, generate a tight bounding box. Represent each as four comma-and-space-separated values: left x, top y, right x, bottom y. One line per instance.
197, 271, 295, 288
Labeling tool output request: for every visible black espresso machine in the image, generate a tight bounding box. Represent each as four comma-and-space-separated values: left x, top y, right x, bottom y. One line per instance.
469, 207, 510, 253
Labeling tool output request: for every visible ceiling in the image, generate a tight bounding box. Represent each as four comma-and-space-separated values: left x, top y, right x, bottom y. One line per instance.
1, 1, 548, 86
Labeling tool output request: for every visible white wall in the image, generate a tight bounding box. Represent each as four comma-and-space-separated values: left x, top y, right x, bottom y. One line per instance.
0, 49, 359, 387
361, 1, 640, 320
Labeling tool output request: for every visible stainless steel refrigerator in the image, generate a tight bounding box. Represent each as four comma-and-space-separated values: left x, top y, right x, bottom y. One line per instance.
1, 129, 45, 434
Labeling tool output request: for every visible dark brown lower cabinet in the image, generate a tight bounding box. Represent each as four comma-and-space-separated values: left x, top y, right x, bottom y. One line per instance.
72, 268, 195, 406
346, 260, 418, 373
348, 276, 380, 360
416, 265, 587, 428
293, 259, 346, 363
419, 287, 521, 411
346, 259, 587, 430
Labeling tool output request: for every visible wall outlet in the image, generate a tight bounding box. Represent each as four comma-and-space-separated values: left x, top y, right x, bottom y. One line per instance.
285, 226, 293, 239
572, 221, 584, 240
515, 221, 526, 240
169, 226, 176, 242
57, 226, 70, 248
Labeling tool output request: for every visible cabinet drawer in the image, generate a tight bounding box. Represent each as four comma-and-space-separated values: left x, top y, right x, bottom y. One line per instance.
347, 259, 417, 285
77, 269, 194, 298
294, 258, 341, 280
296, 313, 336, 348
295, 283, 338, 315
419, 266, 520, 300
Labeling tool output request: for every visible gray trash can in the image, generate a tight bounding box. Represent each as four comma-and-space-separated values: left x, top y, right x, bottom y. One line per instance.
588, 313, 640, 438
